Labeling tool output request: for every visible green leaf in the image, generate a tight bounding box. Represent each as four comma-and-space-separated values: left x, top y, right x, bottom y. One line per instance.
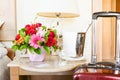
12, 45, 18, 51
34, 49, 41, 55
21, 28, 26, 31
53, 46, 57, 52
19, 44, 28, 51
28, 47, 34, 53
58, 46, 62, 51
44, 46, 50, 54
19, 28, 26, 37
42, 26, 47, 30
25, 36, 30, 43
44, 31, 50, 40
53, 29, 57, 34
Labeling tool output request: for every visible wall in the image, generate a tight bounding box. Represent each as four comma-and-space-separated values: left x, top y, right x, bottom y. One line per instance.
0, 0, 16, 41
16, 0, 92, 32
4, 0, 92, 61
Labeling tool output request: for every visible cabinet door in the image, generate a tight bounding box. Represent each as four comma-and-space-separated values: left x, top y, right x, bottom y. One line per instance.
0, 0, 16, 41
92, 0, 116, 61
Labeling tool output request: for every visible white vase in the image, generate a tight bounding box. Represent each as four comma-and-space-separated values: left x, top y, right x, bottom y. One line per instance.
28, 49, 46, 62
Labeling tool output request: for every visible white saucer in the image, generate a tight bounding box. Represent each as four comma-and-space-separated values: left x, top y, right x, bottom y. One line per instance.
60, 54, 86, 61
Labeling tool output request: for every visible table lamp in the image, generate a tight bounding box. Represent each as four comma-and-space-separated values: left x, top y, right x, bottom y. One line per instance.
37, 0, 80, 56
37, 0, 79, 18
37, 0, 80, 37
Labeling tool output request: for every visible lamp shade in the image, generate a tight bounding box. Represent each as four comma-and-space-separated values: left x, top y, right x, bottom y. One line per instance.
37, 0, 80, 18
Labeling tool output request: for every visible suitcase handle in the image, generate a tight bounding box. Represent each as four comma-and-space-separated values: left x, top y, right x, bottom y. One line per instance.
92, 11, 120, 19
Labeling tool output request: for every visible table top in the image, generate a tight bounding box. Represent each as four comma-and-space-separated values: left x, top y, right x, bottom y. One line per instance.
7, 55, 87, 73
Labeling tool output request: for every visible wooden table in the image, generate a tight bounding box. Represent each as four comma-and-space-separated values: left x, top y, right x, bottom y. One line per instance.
7, 56, 86, 80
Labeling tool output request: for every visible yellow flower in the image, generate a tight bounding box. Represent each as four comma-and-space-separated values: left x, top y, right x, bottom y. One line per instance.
15, 37, 25, 45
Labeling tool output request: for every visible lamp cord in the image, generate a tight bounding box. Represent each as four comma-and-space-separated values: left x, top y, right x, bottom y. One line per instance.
86, 21, 93, 33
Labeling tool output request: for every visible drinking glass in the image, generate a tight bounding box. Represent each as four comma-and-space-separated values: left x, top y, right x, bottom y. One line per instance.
58, 50, 68, 66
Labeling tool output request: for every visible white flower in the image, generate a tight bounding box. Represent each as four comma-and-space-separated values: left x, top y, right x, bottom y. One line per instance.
37, 28, 46, 37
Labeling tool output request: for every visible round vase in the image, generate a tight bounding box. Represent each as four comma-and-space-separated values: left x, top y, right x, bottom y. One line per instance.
28, 49, 46, 62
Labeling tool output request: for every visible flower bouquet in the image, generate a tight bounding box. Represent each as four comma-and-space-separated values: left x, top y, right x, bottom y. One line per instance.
12, 22, 61, 61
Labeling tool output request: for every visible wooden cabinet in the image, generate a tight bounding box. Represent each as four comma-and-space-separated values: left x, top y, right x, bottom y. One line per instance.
92, 0, 116, 61
0, 0, 16, 41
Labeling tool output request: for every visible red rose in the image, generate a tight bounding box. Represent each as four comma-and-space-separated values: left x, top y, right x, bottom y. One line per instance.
36, 23, 42, 28
25, 24, 31, 30
46, 37, 56, 47
25, 24, 37, 35
15, 34, 20, 40
25, 24, 37, 30
31, 24, 36, 29
49, 31, 55, 38
26, 26, 33, 30
26, 28, 37, 35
